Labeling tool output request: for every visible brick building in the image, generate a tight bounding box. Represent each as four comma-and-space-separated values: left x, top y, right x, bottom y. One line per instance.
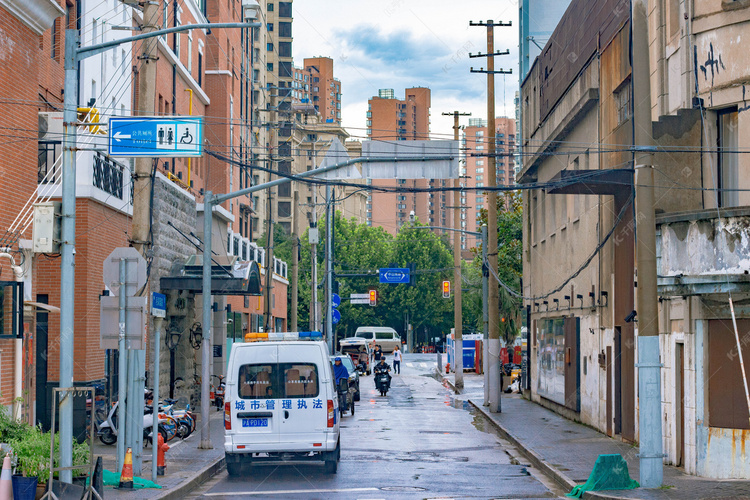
461, 116, 516, 248
365, 87, 441, 235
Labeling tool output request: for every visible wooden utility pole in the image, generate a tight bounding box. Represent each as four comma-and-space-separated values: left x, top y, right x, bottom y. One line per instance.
470, 19, 511, 412
631, 0, 662, 487
442, 111, 471, 390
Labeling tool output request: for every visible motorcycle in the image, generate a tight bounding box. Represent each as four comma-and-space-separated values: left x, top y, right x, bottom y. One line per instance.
374, 370, 391, 397
336, 378, 354, 417
211, 375, 225, 411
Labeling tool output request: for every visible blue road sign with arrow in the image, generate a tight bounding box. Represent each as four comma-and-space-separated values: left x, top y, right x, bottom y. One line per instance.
109, 116, 203, 157
379, 268, 410, 284
332, 293, 341, 308
332, 309, 341, 324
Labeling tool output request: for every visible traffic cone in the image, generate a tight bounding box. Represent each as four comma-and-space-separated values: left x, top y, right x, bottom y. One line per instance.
118, 447, 134, 489
0, 455, 11, 500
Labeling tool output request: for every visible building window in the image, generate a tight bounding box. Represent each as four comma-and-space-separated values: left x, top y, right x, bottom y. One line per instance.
476, 175, 483, 182
267, 2, 273, 10
615, 79, 632, 126
476, 168, 484, 174
267, 63, 273, 71
267, 23, 273, 32
267, 42, 273, 51
476, 160, 484, 166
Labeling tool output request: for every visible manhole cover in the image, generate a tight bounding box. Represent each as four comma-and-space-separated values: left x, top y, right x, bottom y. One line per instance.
381, 486, 427, 492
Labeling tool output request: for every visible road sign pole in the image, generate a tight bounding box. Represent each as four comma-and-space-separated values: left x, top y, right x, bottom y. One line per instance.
200, 192, 213, 449
117, 258, 127, 474
151, 316, 161, 483
59, 29, 80, 483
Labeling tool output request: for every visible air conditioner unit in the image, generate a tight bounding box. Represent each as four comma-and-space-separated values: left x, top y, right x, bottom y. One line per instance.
38, 112, 64, 141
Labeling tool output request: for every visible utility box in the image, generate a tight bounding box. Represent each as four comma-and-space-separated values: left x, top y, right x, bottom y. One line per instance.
308, 227, 319, 244
32, 201, 61, 253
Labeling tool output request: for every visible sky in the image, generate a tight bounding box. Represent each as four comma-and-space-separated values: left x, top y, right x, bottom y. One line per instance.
292, 0, 520, 141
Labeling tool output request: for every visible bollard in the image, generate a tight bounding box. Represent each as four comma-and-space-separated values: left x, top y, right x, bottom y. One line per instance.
0, 455, 12, 500
437, 352, 442, 374
157, 433, 170, 476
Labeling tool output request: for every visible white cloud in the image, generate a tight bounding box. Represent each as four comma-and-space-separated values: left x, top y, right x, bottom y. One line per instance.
293, 0, 520, 137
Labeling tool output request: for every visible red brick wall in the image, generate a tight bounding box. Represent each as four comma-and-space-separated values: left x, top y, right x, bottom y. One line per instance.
35, 199, 131, 384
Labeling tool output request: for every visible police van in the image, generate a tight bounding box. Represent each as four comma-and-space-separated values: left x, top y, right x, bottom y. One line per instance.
223, 332, 340, 475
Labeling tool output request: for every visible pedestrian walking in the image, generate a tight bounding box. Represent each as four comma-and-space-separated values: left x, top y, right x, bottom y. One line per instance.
392, 345, 402, 374
373, 344, 383, 363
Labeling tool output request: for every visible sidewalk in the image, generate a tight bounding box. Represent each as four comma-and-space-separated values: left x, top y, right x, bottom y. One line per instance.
440, 370, 750, 500
94, 409, 225, 500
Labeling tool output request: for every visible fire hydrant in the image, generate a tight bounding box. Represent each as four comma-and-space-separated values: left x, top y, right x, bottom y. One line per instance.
445, 362, 450, 374
157, 433, 170, 476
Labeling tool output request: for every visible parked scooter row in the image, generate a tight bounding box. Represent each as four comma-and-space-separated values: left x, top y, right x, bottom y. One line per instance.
96, 392, 196, 445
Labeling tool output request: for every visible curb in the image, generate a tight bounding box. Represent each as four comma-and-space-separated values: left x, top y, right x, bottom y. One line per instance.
152, 454, 224, 500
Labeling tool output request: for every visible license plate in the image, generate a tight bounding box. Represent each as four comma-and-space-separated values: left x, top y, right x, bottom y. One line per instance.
242, 418, 268, 428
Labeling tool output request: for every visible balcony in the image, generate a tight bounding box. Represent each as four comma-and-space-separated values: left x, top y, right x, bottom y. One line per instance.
657, 208, 750, 295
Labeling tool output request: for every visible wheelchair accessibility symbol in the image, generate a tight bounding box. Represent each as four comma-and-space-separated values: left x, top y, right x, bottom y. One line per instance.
174, 123, 199, 152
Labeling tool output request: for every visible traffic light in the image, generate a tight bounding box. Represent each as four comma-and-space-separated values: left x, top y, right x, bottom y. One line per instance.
369, 290, 377, 306
442, 280, 451, 298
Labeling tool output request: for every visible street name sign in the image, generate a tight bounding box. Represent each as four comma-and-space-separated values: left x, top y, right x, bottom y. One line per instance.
109, 116, 203, 157
379, 268, 410, 284
151, 292, 166, 318
350, 298, 370, 304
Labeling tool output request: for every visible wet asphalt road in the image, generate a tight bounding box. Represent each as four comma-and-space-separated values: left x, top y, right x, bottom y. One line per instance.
187, 353, 562, 499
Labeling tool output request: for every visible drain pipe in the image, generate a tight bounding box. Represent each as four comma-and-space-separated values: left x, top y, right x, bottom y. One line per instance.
0, 251, 24, 420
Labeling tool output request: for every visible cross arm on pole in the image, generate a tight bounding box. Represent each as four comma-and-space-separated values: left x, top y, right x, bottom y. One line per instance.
468, 50, 510, 58
469, 20, 512, 27
470, 68, 513, 74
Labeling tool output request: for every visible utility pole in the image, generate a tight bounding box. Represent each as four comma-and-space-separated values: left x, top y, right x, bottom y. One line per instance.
442, 111, 471, 391
482, 224, 489, 405
264, 187, 275, 332
470, 19, 512, 413
325, 184, 333, 353
632, 0, 663, 487
291, 191, 299, 331
127, 0, 161, 474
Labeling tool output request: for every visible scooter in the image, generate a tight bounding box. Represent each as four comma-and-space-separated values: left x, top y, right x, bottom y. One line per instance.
211, 375, 225, 411
374, 371, 391, 397
336, 379, 354, 417
97, 401, 174, 445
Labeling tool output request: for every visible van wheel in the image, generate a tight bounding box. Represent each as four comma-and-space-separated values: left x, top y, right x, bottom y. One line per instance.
324, 459, 338, 474
226, 454, 242, 477
324, 443, 339, 474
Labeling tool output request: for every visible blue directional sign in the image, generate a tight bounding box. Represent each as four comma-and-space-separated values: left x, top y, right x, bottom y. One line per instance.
331, 293, 341, 308
109, 116, 203, 157
379, 268, 410, 284
332, 309, 341, 325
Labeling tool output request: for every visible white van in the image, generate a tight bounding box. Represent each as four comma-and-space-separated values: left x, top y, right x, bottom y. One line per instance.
224, 336, 340, 474
353, 326, 402, 353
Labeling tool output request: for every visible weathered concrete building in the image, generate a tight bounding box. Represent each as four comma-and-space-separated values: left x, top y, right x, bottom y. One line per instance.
520, 0, 750, 480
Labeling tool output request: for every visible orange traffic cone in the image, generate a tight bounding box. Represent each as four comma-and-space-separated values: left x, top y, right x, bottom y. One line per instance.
0, 455, 12, 500
118, 447, 134, 489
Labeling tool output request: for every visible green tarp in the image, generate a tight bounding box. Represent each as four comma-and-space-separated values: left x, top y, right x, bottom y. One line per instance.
567, 454, 639, 498
102, 469, 162, 489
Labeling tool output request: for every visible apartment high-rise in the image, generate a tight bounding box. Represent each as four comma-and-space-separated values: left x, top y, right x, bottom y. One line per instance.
365, 87, 441, 234
460, 117, 516, 249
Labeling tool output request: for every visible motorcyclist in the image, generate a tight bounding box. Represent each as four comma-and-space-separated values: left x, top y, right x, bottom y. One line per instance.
333, 357, 349, 387
373, 357, 391, 390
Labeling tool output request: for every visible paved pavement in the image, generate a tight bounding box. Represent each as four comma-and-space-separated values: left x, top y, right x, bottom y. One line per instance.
441, 369, 750, 500
93, 409, 226, 499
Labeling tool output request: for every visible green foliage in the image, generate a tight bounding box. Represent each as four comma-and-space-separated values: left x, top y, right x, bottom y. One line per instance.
0, 403, 89, 481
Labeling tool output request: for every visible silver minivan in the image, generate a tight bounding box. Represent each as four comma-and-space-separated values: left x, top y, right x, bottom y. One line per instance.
223, 339, 341, 474
354, 326, 402, 352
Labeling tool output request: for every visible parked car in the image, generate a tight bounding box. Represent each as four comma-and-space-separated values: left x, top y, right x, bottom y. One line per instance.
224, 333, 341, 475
330, 354, 360, 402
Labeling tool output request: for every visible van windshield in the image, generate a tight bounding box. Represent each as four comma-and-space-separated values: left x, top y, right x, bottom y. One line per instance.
352, 331, 373, 339
238, 363, 319, 399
